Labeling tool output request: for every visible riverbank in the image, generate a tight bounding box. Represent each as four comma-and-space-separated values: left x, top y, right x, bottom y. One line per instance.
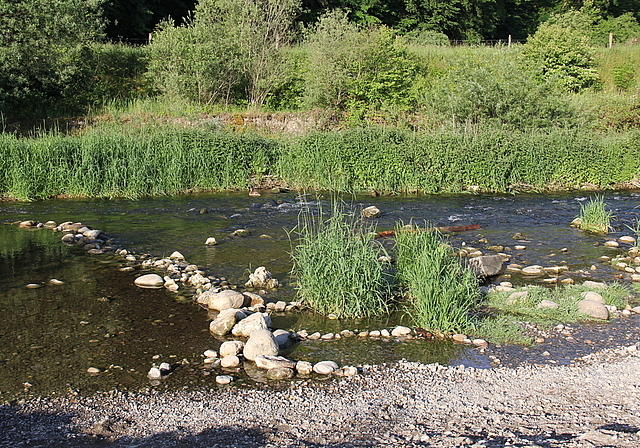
1, 338, 639, 448
1, 124, 640, 201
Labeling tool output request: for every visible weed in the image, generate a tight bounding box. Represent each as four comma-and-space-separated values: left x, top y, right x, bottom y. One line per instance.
394, 222, 479, 333
289, 199, 391, 319
572, 195, 613, 234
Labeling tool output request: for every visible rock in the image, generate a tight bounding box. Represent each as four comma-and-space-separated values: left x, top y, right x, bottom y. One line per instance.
452, 334, 468, 343
266, 367, 295, 380
242, 292, 264, 307
313, 361, 339, 375
49, 279, 64, 285
603, 240, 619, 247
158, 362, 172, 375
521, 265, 544, 276
467, 254, 504, 277
273, 329, 292, 349
215, 375, 233, 385
274, 301, 287, 312
580, 291, 605, 304
205, 237, 218, 246
582, 280, 607, 289
361, 206, 381, 219
543, 266, 569, 275
254, 355, 296, 370
391, 326, 412, 337
83, 229, 103, 239
472, 339, 488, 347
577, 299, 609, 319
200, 289, 245, 311
537, 300, 559, 309
147, 367, 162, 380
619, 236, 636, 244
18, 220, 36, 228
209, 309, 242, 336
219, 341, 245, 357
342, 366, 358, 376
61, 234, 77, 245
220, 355, 241, 368
169, 251, 185, 260
134, 274, 164, 289
231, 312, 271, 337
232, 229, 251, 237
243, 329, 278, 361
295, 361, 313, 375
245, 266, 279, 289
506, 291, 529, 304
86, 367, 101, 374
203, 349, 218, 358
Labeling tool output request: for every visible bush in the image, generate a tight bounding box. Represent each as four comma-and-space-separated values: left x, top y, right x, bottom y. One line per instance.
301, 11, 417, 121
394, 223, 479, 333
290, 201, 391, 318
423, 47, 575, 128
571, 195, 613, 234
523, 22, 599, 91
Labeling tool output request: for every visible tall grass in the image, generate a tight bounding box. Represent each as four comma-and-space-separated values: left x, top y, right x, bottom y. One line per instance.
1, 124, 639, 200
289, 200, 391, 318
394, 223, 479, 333
0, 126, 278, 200
572, 195, 613, 234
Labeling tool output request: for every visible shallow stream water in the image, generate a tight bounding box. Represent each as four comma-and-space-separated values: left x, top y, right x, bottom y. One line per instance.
1, 190, 639, 400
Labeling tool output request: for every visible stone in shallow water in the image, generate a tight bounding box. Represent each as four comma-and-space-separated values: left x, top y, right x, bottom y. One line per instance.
313, 361, 339, 375
134, 274, 164, 288
216, 375, 233, 385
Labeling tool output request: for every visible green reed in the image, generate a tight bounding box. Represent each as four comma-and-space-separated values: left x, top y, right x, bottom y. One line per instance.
289, 200, 391, 319
573, 195, 613, 234
394, 223, 479, 333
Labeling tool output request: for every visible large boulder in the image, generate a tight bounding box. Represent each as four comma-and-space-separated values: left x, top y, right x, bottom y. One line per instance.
243, 329, 278, 361
577, 299, 609, 320
209, 309, 243, 336
467, 254, 504, 278
231, 312, 271, 337
199, 289, 246, 311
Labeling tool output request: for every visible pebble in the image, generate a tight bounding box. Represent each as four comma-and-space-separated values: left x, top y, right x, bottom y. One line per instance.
215, 375, 233, 385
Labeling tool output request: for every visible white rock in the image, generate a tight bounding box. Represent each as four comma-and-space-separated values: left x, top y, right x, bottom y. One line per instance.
243, 329, 278, 361
361, 206, 381, 219
49, 279, 64, 285
134, 274, 164, 288
209, 309, 242, 336
537, 300, 559, 309
86, 367, 100, 374
200, 289, 246, 311
220, 355, 240, 368
215, 375, 233, 385
203, 349, 218, 358
619, 236, 636, 244
231, 312, 271, 337
147, 367, 162, 380
254, 355, 296, 370
577, 299, 609, 319
205, 237, 218, 246
295, 361, 313, 375
391, 326, 412, 337
580, 291, 605, 304
582, 280, 607, 289
169, 251, 185, 260
219, 341, 245, 357
313, 361, 339, 375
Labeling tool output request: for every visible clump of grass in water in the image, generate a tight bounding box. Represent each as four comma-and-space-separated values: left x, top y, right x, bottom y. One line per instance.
572, 195, 613, 234
394, 222, 479, 334
289, 200, 391, 319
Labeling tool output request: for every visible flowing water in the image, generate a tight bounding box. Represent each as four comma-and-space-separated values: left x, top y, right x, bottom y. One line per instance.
1, 190, 639, 400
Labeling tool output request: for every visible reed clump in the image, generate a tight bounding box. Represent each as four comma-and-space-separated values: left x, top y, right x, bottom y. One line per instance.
571, 195, 613, 234
289, 201, 391, 319
394, 223, 479, 333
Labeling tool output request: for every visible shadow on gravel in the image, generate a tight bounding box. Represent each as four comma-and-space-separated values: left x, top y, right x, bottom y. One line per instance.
0, 404, 267, 448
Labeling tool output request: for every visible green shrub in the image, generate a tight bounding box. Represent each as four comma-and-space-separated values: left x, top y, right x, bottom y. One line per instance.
301, 11, 417, 121
290, 200, 391, 318
423, 47, 575, 128
523, 22, 599, 92
394, 223, 479, 333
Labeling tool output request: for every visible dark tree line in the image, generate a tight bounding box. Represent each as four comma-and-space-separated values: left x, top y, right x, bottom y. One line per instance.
103, 0, 640, 41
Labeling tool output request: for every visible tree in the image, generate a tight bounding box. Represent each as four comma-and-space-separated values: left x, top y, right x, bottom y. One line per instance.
0, 0, 104, 116
102, 0, 196, 39
148, 0, 300, 107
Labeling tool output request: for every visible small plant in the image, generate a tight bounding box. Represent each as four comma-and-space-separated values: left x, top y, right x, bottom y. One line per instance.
571, 195, 613, 234
394, 222, 479, 333
289, 200, 391, 319
627, 218, 640, 240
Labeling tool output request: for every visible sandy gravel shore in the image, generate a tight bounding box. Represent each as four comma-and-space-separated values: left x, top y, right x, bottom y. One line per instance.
1, 341, 639, 448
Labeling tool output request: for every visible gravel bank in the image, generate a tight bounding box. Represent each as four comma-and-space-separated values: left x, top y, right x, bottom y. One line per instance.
2, 343, 639, 448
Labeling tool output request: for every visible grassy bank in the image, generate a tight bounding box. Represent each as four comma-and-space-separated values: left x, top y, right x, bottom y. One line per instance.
1, 125, 639, 200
